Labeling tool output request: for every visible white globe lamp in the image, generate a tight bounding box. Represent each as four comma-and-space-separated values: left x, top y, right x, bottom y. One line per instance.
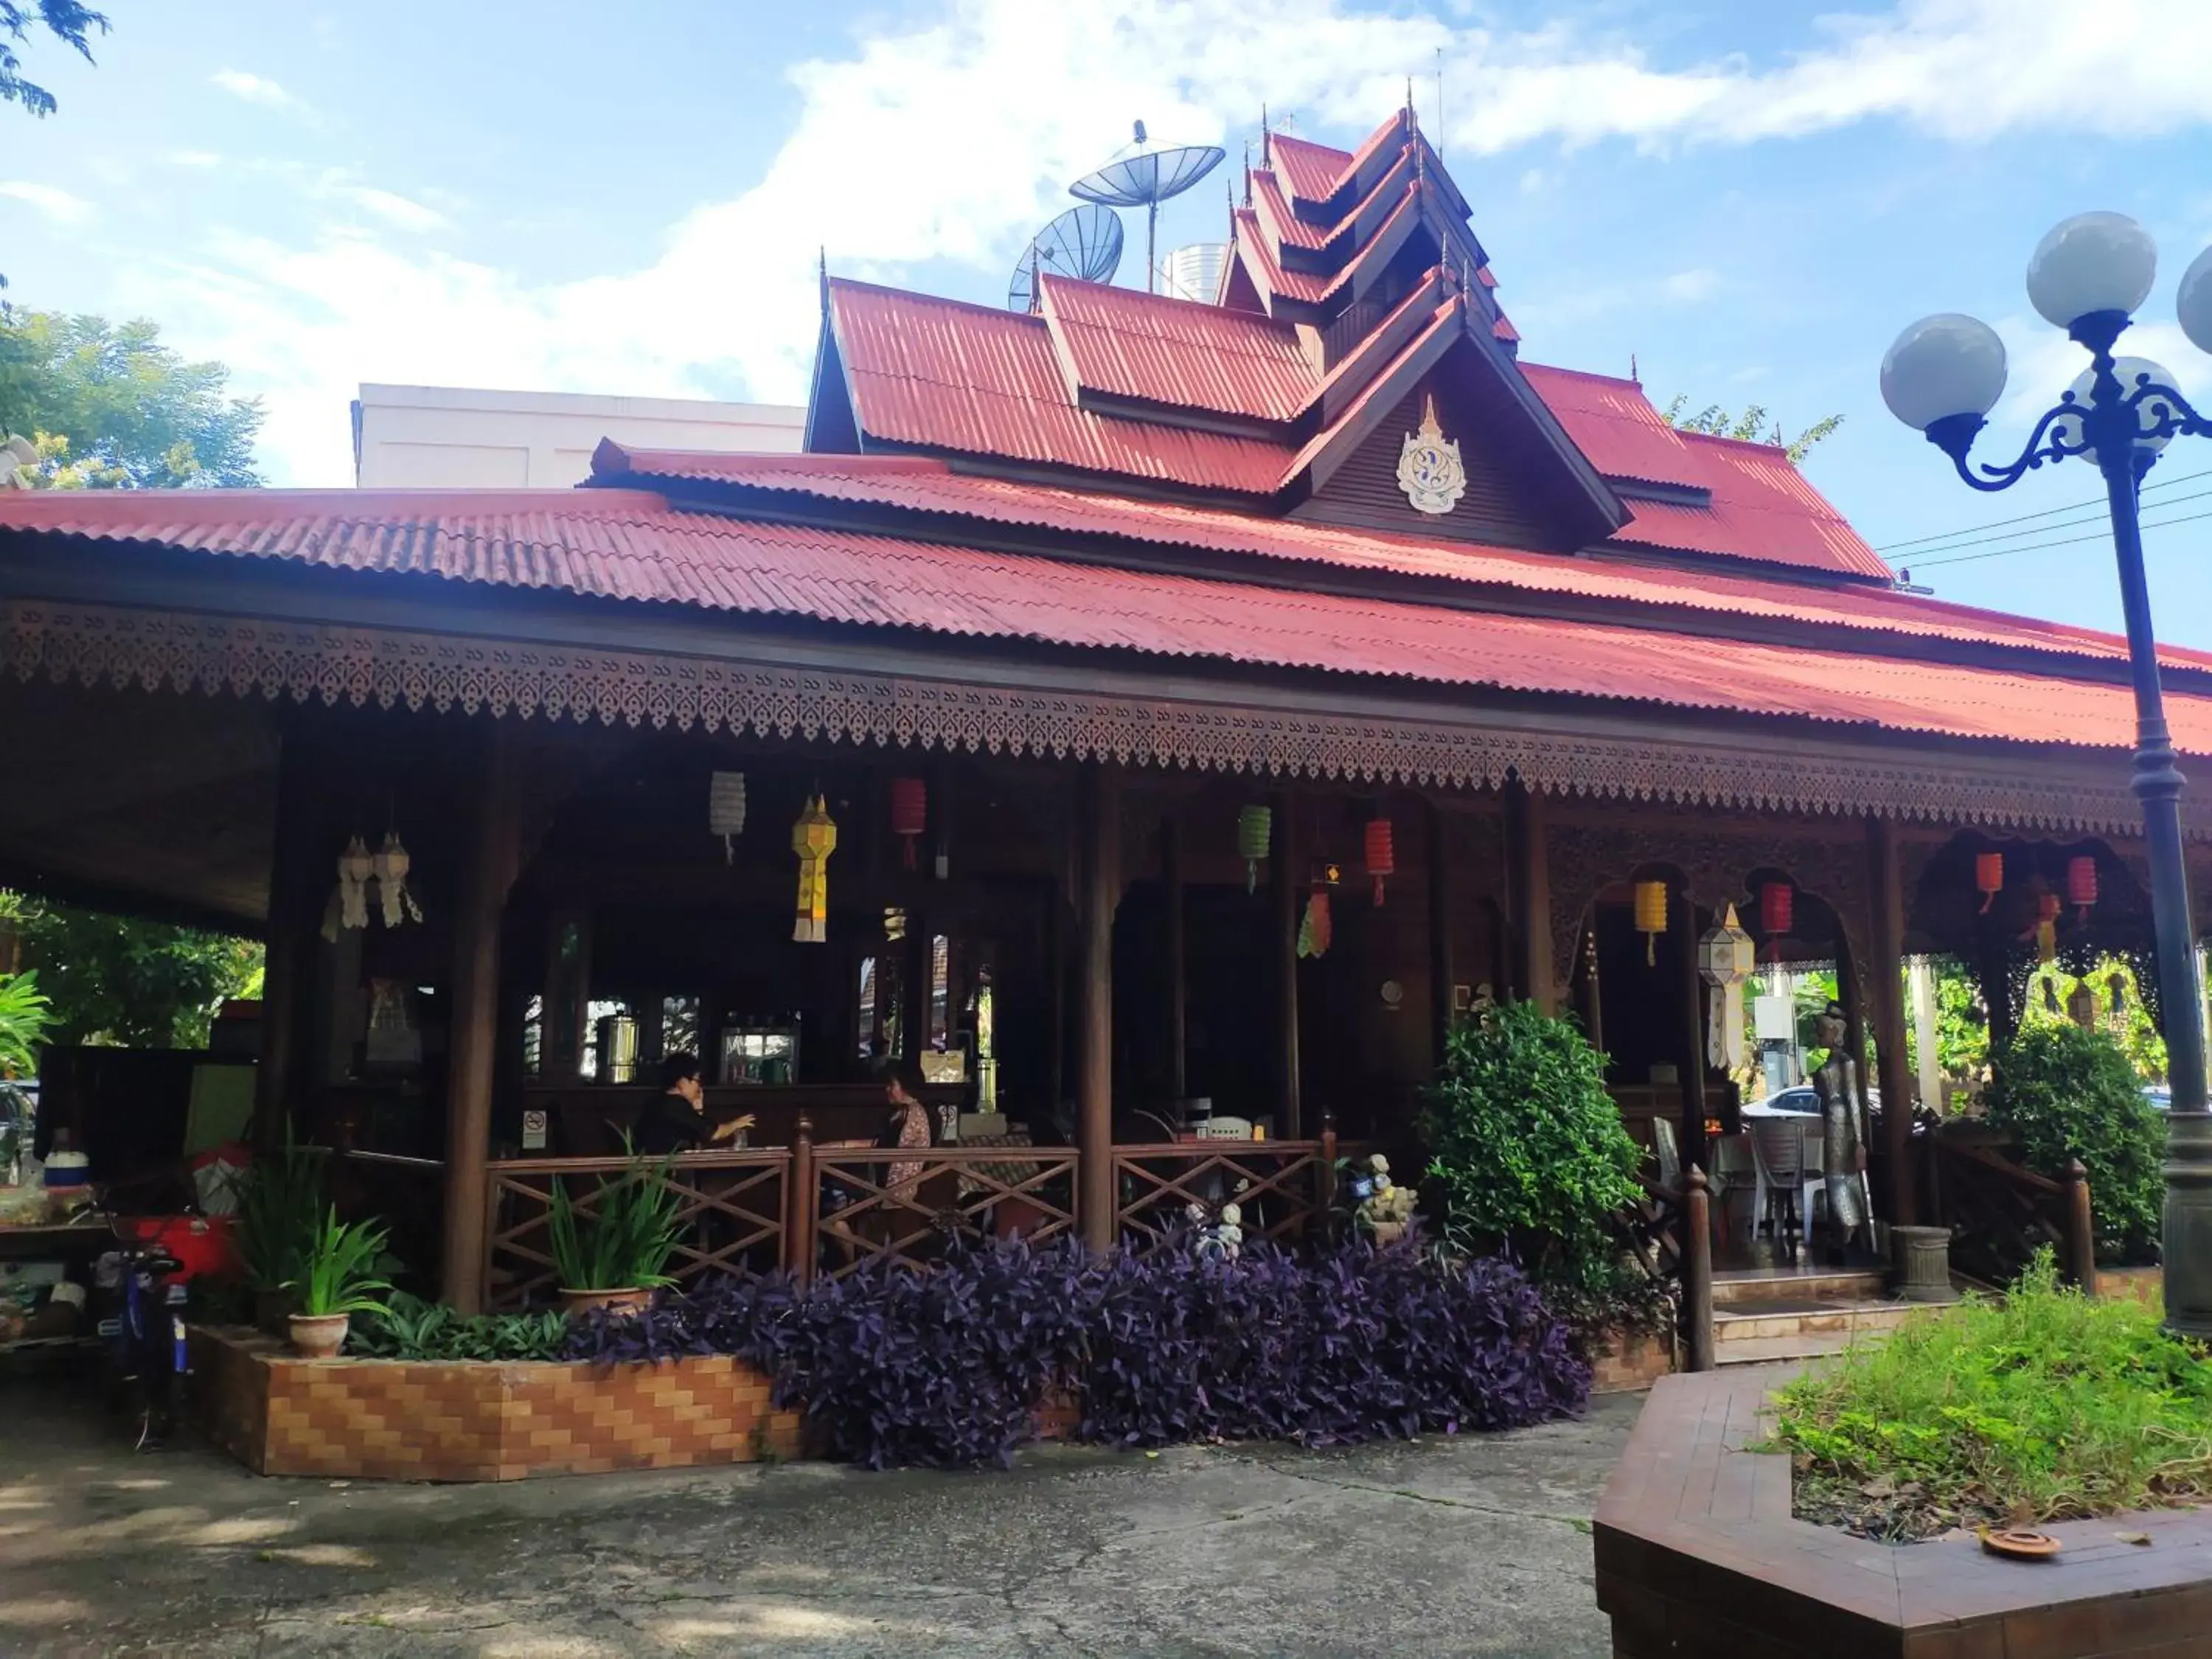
2178, 244, 2212, 358
2025, 212, 2157, 330
1879, 313, 2008, 431
2051, 355, 2185, 462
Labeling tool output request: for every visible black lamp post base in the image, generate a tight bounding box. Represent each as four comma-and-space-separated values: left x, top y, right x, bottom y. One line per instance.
2165, 1110, 2212, 1338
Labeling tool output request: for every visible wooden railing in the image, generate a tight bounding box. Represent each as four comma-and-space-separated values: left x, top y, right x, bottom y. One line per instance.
1931, 1124, 2097, 1290
482, 1149, 790, 1310
803, 1143, 1078, 1281
1110, 1129, 1347, 1254
334, 1150, 445, 1290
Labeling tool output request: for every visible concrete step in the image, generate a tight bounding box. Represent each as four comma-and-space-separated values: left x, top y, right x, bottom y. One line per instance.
1714, 1301, 1917, 1344
1711, 1267, 1887, 1308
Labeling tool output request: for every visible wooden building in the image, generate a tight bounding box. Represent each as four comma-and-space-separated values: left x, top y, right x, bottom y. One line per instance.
3, 110, 2208, 1307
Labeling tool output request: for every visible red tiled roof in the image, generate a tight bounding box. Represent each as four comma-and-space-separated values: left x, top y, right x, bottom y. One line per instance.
1229, 207, 1330, 304
4, 485, 2207, 756
828, 279, 1288, 493
1037, 275, 1312, 424
1266, 131, 1351, 203
588, 448, 2211, 675
1518, 364, 1713, 493
1251, 170, 1333, 251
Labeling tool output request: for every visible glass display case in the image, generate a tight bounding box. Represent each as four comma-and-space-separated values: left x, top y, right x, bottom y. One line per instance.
720, 1023, 799, 1085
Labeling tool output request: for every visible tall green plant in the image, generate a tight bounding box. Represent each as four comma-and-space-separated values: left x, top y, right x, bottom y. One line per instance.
1985, 1022, 2163, 1265
292, 1206, 392, 1318
546, 1144, 687, 1292
235, 1134, 328, 1293
0, 967, 51, 1077
1419, 1001, 1643, 1293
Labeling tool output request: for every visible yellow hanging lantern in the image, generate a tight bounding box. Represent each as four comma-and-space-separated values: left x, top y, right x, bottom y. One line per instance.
791, 793, 838, 944
1634, 880, 1668, 967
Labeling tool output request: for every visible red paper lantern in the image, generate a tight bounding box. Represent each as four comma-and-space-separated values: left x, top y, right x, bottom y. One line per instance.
889, 776, 927, 869
2067, 855, 2098, 922
1759, 880, 1793, 939
1363, 817, 1395, 906
1975, 851, 2004, 914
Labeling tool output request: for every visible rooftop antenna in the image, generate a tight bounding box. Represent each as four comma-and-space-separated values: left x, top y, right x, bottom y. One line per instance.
1436, 47, 1445, 161
1072, 119, 1225, 294
1006, 204, 1124, 313
1630, 352, 1640, 383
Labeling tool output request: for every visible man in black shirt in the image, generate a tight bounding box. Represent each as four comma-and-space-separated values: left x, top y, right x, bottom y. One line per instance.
633, 1052, 752, 1156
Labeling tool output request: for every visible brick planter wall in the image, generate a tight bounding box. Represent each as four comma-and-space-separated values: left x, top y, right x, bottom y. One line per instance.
1588, 1327, 1676, 1394
189, 1326, 802, 1482
2096, 1264, 2163, 1307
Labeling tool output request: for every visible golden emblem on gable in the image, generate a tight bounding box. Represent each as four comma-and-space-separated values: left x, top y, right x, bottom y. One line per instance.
1395, 394, 1465, 515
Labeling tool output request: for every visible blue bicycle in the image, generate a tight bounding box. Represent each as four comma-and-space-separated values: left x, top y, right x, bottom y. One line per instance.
95, 1216, 189, 1451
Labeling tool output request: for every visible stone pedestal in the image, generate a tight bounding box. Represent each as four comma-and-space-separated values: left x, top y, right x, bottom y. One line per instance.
1889, 1223, 1955, 1302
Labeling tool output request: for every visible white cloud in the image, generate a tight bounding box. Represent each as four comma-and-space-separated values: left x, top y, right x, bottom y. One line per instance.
117, 0, 2212, 483
164, 150, 223, 168
1663, 268, 1720, 304
210, 70, 298, 110
0, 181, 93, 225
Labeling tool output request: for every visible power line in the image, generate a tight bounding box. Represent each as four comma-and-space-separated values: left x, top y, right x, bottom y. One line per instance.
1875, 465, 2212, 554
1897, 485, 2212, 562
1908, 507, 2212, 571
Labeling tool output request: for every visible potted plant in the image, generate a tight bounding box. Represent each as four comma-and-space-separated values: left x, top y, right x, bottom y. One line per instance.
236, 1133, 329, 1335
287, 1206, 393, 1358
547, 1144, 686, 1315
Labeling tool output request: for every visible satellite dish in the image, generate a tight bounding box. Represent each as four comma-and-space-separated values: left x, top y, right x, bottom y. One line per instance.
1072, 119, 1225, 293
1007, 204, 1125, 313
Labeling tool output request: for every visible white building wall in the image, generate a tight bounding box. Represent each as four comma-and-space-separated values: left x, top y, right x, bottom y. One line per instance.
352, 385, 806, 489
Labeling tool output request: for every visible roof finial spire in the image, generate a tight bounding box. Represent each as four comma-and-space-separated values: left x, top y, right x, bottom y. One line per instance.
1261, 103, 1270, 167
818, 246, 829, 313
1630, 352, 1640, 383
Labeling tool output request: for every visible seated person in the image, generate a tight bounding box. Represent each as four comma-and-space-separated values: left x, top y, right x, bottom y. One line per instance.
633, 1051, 753, 1156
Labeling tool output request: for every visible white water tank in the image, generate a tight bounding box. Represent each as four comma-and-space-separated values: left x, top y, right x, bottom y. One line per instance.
1156, 243, 1227, 304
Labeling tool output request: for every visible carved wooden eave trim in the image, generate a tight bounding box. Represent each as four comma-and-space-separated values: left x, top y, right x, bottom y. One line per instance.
0, 597, 2160, 844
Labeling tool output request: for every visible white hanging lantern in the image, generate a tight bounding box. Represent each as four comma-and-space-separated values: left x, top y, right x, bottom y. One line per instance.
1697, 903, 1756, 1071
338, 835, 375, 932
370, 832, 422, 928
709, 771, 748, 863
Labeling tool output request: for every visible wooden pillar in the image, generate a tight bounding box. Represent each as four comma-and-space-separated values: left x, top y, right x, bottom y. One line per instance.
1865, 817, 1918, 1226
1077, 764, 1119, 1249
1045, 877, 1066, 1113
1427, 799, 1454, 1065
1273, 788, 1301, 1139
1580, 926, 1606, 1051
1506, 782, 1556, 1013
902, 909, 930, 1059
254, 722, 319, 1152
1674, 885, 1710, 1172
1683, 1168, 1715, 1372
1977, 932, 2017, 1054
1164, 814, 1187, 1103
439, 726, 520, 1312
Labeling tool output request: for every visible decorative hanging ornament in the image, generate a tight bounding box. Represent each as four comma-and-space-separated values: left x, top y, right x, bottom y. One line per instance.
2034, 890, 2061, 963
1698, 903, 1757, 1071
1758, 880, 1793, 964
2067, 855, 2098, 924
2067, 978, 2098, 1030
1634, 880, 1669, 967
370, 832, 422, 928
791, 794, 838, 944
889, 776, 928, 871
708, 771, 748, 863
338, 835, 375, 931
1363, 815, 1395, 907
1297, 885, 1332, 959
1976, 851, 2005, 914
1237, 805, 1273, 895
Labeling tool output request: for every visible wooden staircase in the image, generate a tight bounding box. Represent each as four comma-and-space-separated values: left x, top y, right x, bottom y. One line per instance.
1710, 1267, 1919, 1367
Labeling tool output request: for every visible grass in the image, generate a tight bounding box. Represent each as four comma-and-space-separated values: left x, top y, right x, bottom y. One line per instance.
1767, 1253, 2212, 1542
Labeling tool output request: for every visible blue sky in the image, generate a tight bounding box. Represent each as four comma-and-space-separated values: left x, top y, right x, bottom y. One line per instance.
4, 1, 2212, 641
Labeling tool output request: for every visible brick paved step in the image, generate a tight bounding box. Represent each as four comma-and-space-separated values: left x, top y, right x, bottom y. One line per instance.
1711, 1298, 1920, 1366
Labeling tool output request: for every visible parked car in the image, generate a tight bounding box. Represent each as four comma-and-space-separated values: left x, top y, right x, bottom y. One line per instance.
1740, 1084, 1884, 1119
2144, 1085, 2173, 1110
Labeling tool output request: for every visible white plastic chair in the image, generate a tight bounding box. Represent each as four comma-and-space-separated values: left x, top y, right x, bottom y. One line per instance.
1711, 1133, 1758, 1244
1749, 1118, 1808, 1253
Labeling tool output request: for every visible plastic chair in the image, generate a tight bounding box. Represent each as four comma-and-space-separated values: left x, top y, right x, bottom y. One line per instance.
1798, 1121, 1826, 1232
1749, 1118, 1807, 1253
1651, 1116, 1683, 1192
1711, 1133, 1758, 1244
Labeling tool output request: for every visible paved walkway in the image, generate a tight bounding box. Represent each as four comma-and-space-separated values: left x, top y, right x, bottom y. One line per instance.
0, 1379, 1641, 1657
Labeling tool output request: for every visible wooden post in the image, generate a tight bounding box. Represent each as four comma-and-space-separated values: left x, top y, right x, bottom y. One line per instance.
1580, 928, 1606, 1052
1427, 799, 1454, 1066
1865, 817, 1918, 1226
254, 722, 319, 1152
439, 726, 519, 1313
1164, 813, 1187, 1104
1683, 1167, 1715, 1373
1078, 765, 1120, 1249
1674, 884, 1710, 1175
788, 1113, 817, 1287
1274, 788, 1302, 1139
1046, 876, 1066, 1114
1317, 1109, 1338, 1241
1506, 782, 1556, 1013
2064, 1157, 2098, 1295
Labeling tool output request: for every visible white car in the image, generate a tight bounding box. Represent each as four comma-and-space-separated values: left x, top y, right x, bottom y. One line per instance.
1741, 1085, 1882, 1119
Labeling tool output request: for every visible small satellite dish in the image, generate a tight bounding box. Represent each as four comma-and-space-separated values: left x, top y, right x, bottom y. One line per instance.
1072, 119, 1225, 292
1007, 204, 1125, 313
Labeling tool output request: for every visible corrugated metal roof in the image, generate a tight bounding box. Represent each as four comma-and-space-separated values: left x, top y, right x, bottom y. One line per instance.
1266, 132, 1352, 203
1618, 432, 1891, 580
4, 487, 2205, 756
1251, 170, 1333, 251
1038, 275, 1315, 423
829, 279, 1288, 493
1518, 364, 1713, 492
589, 448, 2211, 675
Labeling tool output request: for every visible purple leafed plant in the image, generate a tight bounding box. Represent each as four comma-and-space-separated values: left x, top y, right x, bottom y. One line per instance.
563, 1236, 1589, 1470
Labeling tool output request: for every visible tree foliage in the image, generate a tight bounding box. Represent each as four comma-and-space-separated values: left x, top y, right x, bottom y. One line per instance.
2, 894, 263, 1048
1419, 1001, 1643, 1293
0, 312, 264, 487
1661, 394, 1844, 463
0, 1, 104, 120
0, 968, 51, 1076
1983, 1022, 2163, 1265
2021, 955, 2166, 1082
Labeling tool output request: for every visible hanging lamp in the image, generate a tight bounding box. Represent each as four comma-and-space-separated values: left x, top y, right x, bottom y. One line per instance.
1237, 805, 1272, 894
1975, 851, 2005, 914
791, 794, 838, 943
2067, 855, 2098, 924
1363, 815, 1395, 907
889, 776, 927, 871
1297, 883, 1332, 959
2034, 890, 2062, 963
1634, 880, 1668, 967
708, 771, 748, 863
1697, 903, 1756, 1071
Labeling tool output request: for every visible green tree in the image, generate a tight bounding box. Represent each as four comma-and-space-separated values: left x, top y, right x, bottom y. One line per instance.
1902, 956, 1990, 1093
0, 312, 264, 486
1662, 395, 1844, 463
1983, 1022, 2162, 1265
1, 2, 105, 118
2020, 956, 2166, 1082
3, 894, 262, 1048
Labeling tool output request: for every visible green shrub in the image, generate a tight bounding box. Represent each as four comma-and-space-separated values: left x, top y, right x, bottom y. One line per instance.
1419, 1001, 1642, 1294
351, 1291, 568, 1362
235, 1133, 329, 1293
546, 1141, 687, 1291
1770, 1252, 2212, 1540
1984, 1022, 2163, 1265
292, 1206, 392, 1318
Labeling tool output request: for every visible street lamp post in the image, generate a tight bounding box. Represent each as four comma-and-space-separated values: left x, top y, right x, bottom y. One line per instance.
1881, 214, 2212, 1337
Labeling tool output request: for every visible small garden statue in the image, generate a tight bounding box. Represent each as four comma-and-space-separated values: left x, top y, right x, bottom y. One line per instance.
1350, 1152, 1417, 1245
1211, 1200, 1244, 1259
1812, 999, 1874, 1265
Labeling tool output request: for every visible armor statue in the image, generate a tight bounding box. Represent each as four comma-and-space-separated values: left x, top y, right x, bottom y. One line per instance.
1812, 1000, 1873, 1262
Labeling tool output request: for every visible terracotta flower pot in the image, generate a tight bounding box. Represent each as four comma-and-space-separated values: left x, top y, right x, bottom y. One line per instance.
288, 1312, 349, 1359
558, 1287, 650, 1318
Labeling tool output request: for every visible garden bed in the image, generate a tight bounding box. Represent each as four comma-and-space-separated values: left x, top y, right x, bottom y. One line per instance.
1596, 1368, 2212, 1659
189, 1326, 801, 1481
